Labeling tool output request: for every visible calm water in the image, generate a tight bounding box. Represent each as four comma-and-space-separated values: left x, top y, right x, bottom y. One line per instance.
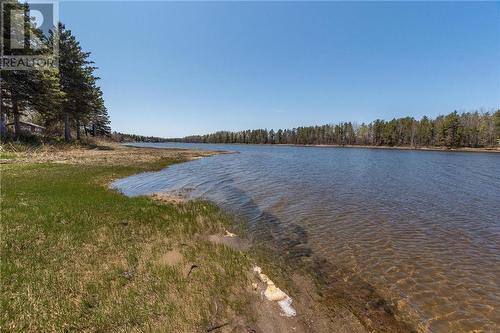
112, 143, 500, 332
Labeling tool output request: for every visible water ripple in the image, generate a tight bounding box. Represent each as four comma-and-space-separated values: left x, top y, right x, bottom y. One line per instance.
112, 143, 500, 332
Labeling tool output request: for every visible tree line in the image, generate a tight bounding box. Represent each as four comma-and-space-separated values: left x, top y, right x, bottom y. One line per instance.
178, 110, 500, 148
1, 2, 110, 142
111, 132, 169, 143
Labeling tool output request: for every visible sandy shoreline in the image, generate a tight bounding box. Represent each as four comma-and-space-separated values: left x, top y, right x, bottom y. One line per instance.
289, 143, 500, 153
127, 141, 500, 154
156, 142, 500, 154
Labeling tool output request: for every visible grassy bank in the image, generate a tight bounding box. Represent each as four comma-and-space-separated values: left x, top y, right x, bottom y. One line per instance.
1, 142, 415, 333
1, 144, 257, 332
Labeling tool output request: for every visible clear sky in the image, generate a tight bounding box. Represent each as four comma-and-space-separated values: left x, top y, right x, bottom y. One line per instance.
60, 1, 500, 138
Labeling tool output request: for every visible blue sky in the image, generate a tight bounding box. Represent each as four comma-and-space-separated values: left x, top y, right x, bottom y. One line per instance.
60, 1, 500, 137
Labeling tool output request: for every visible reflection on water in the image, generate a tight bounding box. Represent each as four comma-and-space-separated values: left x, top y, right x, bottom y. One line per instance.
112, 143, 500, 332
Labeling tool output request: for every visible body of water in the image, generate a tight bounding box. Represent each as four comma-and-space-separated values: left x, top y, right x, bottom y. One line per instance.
112, 143, 500, 332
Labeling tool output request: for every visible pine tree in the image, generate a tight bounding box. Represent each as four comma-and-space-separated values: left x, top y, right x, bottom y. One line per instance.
1, 2, 64, 140
444, 111, 462, 147
57, 23, 97, 141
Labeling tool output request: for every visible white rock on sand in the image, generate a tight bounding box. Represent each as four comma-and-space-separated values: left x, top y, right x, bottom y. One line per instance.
278, 297, 297, 317
264, 283, 288, 301
253, 266, 297, 317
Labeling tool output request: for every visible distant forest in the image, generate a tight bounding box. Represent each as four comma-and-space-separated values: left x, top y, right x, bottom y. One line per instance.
112, 132, 169, 143
176, 110, 500, 148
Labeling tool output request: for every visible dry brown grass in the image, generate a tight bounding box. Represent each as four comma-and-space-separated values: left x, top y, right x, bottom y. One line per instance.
1, 140, 221, 167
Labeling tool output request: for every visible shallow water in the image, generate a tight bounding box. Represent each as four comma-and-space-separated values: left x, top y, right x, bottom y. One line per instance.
112, 143, 500, 332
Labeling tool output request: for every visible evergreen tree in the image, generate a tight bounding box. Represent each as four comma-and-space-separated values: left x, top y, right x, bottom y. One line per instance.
55, 23, 110, 140
443, 111, 462, 147
1, 3, 109, 142
1, 2, 64, 140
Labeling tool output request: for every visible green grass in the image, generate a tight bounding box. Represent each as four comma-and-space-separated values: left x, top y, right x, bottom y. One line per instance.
1, 159, 253, 332
0, 152, 16, 160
